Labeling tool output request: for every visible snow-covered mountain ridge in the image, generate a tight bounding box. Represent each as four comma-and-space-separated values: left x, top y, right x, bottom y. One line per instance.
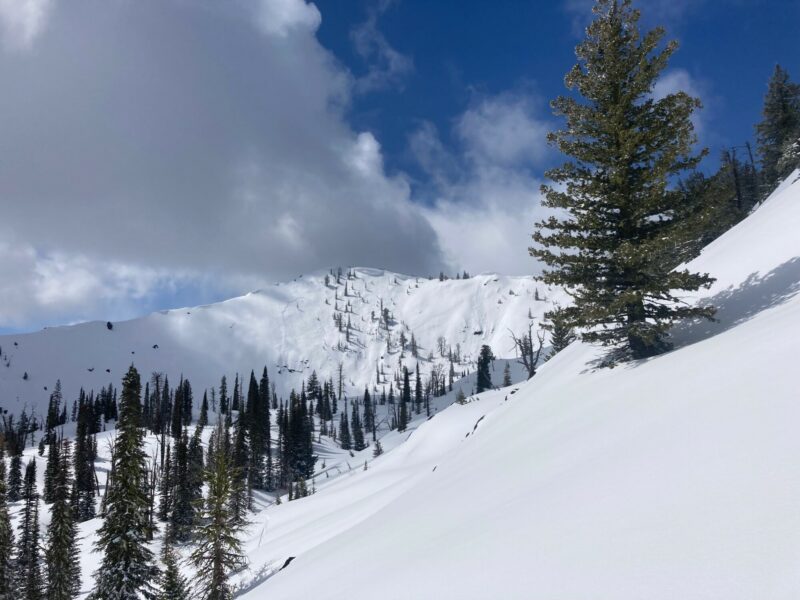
0, 269, 564, 417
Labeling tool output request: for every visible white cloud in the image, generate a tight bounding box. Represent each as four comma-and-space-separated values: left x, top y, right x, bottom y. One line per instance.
414, 93, 553, 276
653, 68, 707, 136
457, 93, 550, 168
0, 0, 52, 50
252, 0, 321, 38
0, 0, 443, 330
351, 0, 413, 93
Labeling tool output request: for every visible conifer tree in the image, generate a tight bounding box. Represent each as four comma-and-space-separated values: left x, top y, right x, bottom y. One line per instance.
351, 402, 366, 451
362, 389, 376, 441
189, 422, 247, 600
158, 528, 189, 600
0, 444, 16, 599
398, 368, 410, 432
544, 308, 578, 358
43, 435, 60, 504
230, 407, 250, 520
198, 392, 209, 430
531, 0, 715, 361
476, 345, 494, 393
218, 376, 228, 415
338, 408, 351, 451
46, 441, 80, 600
17, 460, 43, 600
8, 453, 23, 502
170, 428, 194, 542
158, 443, 173, 523
414, 365, 423, 415
502, 363, 512, 387
756, 65, 800, 192
90, 365, 159, 600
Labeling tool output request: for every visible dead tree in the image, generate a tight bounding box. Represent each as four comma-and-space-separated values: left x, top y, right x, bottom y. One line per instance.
509, 324, 545, 379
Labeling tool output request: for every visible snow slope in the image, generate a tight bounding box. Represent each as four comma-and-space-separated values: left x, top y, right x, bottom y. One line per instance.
238, 169, 800, 599
0, 270, 561, 417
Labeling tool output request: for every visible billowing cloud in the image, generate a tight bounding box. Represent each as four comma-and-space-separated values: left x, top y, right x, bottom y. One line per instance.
457, 93, 551, 167
415, 92, 554, 277
0, 0, 443, 330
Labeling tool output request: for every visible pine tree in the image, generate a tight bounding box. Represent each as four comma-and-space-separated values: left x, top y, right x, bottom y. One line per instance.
531, 0, 715, 361
414, 365, 423, 415
351, 402, 366, 452
43, 435, 60, 504
398, 368, 410, 432
158, 444, 173, 523
338, 408, 351, 451
544, 308, 577, 358
756, 65, 800, 193
17, 460, 43, 600
46, 441, 80, 600
198, 392, 209, 430
90, 365, 159, 600
158, 528, 189, 600
170, 428, 194, 542
502, 363, 512, 387
0, 444, 16, 599
362, 389, 375, 441
476, 345, 494, 393
218, 376, 228, 415
229, 410, 249, 522
8, 454, 22, 502
189, 423, 247, 600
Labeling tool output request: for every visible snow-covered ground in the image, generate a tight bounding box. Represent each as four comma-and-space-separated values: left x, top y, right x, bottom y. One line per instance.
0, 269, 561, 417
238, 170, 800, 599
7, 170, 800, 599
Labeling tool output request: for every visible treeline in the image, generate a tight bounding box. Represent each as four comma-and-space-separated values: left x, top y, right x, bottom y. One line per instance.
0, 346, 470, 599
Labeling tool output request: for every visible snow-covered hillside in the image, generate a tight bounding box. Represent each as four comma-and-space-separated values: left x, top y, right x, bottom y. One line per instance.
236, 169, 800, 599
7, 169, 800, 599
0, 270, 562, 417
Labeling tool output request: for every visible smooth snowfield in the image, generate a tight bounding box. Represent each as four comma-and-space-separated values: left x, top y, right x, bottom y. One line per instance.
243, 171, 800, 599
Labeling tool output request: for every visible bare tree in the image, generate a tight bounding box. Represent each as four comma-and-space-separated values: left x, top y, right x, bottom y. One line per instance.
509, 324, 545, 379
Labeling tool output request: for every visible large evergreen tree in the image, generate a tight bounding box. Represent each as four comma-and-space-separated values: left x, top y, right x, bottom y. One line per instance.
8, 454, 22, 503
0, 444, 16, 599
17, 460, 43, 600
756, 65, 800, 192
90, 366, 159, 600
189, 422, 247, 600
531, 0, 715, 361
46, 441, 80, 600
170, 428, 194, 542
74, 393, 97, 522
476, 345, 494, 393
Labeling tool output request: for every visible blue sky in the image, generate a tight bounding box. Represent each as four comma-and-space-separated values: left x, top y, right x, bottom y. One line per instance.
319, 0, 800, 183
0, 0, 797, 334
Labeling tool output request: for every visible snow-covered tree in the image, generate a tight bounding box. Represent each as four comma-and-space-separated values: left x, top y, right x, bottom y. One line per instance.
90, 366, 159, 600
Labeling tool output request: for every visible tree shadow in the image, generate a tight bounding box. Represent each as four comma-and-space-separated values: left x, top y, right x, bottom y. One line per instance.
668, 256, 800, 350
